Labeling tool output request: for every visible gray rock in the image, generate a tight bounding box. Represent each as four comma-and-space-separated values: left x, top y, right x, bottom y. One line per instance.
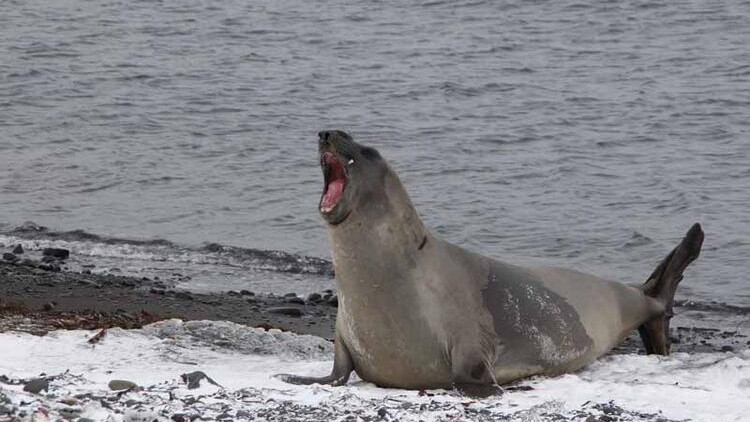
286, 296, 305, 305
23, 378, 49, 394
240, 290, 254, 296
108, 380, 138, 391
283, 292, 298, 298
181, 371, 223, 390
328, 295, 338, 307
12, 244, 23, 254
42, 248, 70, 260
2, 252, 18, 262
306, 293, 322, 303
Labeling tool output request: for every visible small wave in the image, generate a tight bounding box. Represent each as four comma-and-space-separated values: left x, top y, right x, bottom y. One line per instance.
675, 300, 750, 315
2, 221, 334, 276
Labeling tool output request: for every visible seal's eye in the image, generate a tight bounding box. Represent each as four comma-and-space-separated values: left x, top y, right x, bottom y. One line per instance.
360, 147, 380, 160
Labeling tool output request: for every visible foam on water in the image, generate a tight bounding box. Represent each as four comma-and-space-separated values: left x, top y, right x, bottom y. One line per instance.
0, 223, 336, 295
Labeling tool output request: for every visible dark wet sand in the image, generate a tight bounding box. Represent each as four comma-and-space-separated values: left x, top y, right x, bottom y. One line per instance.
0, 260, 336, 339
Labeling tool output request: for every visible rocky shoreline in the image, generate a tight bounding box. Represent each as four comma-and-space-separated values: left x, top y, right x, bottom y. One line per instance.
0, 246, 337, 340
1, 244, 748, 355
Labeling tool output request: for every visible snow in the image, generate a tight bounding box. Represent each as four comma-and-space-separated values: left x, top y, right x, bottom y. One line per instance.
1, 320, 749, 421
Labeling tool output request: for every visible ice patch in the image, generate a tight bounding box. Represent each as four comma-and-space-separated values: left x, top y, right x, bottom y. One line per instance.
0, 322, 748, 421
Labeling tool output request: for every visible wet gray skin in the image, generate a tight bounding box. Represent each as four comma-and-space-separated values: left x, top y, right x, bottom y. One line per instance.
277, 130, 694, 391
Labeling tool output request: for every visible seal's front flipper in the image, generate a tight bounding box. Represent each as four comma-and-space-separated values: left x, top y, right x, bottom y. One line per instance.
638, 223, 704, 355
275, 373, 349, 386
276, 332, 353, 386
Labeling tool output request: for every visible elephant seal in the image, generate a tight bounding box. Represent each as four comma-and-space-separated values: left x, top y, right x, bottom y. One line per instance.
278, 130, 704, 391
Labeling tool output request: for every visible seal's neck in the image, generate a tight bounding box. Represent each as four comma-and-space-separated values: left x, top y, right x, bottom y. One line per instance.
327, 170, 427, 292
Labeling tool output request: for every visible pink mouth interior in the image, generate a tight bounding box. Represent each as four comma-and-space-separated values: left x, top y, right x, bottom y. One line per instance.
321, 152, 346, 212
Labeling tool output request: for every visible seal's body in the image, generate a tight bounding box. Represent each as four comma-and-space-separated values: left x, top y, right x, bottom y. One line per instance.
279, 131, 703, 390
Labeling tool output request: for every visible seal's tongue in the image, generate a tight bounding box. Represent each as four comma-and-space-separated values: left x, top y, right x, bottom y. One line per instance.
322, 153, 346, 212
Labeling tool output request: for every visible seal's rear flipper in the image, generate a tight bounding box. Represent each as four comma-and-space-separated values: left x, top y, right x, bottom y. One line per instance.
638, 223, 704, 355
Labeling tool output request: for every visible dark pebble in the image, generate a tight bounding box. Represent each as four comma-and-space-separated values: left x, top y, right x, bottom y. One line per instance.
42, 248, 70, 260
286, 297, 305, 305
227, 290, 240, 297
12, 244, 23, 254
284, 292, 298, 298
108, 380, 138, 391
175, 291, 193, 301
23, 378, 49, 394
240, 290, 254, 296
39, 264, 61, 272
306, 293, 322, 303
328, 295, 338, 307
2, 252, 18, 262
721, 345, 735, 352
267, 306, 303, 317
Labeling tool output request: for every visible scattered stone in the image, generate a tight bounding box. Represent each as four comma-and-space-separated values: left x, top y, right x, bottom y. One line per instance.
721, 345, 735, 352
240, 290, 254, 296
267, 307, 303, 317
181, 371, 223, 390
284, 292, 298, 298
59, 406, 82, 418
12, 244, 23, 254
286, 296, 305, 305
227, 291, 240, 297
23, 378, 49, 394
2, 252, 18, 262
59, 396, 78, 406
108, 380, 137, 391
306, 293, 322, 303
42, 248, 70, 260
328, 295, 338, 307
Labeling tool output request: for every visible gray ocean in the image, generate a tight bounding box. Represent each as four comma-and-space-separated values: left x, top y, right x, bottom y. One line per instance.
1, 0, 749, 305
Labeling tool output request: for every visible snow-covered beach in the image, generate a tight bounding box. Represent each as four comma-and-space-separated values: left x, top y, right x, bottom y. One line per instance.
2, 320, 749, 422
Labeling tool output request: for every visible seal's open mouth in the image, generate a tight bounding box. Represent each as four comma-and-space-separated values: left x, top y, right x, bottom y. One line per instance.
321, 152, 347, 213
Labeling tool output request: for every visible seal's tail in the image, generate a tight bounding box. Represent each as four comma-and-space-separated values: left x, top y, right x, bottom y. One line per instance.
638, 223, 704, 355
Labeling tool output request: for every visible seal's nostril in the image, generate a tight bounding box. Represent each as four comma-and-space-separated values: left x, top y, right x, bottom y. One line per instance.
319, 131, 330, 142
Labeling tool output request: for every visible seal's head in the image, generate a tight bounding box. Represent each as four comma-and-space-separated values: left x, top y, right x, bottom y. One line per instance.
318, 130, 388, 225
